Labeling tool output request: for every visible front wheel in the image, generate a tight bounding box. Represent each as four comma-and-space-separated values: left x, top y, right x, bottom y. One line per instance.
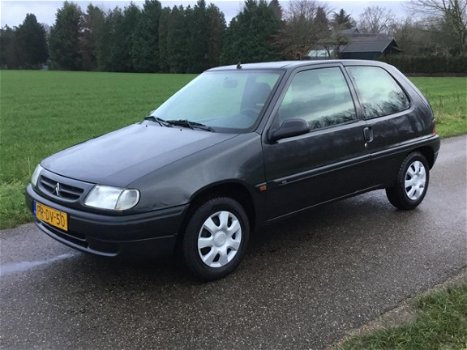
386, 152, 430, 210
182, 197, 250, 281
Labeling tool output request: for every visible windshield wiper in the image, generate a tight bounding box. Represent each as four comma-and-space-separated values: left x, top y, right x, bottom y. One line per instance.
166, 119, 214, 132
144, 115, 172, 127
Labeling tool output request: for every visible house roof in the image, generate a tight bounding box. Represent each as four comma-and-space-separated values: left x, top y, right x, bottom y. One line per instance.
341, 33, 398, 53
340, 28, 360, 35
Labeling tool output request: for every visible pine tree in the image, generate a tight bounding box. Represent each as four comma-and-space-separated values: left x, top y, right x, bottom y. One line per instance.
133, 0, 162, 72
97, 9, 118, 71
167, 6, 189, 73
206, 4, 226, 68
269, 0, 283, 20
189, 0, 209, 73
80, 5, 105, 71
49, 2, 82, 70
0, 26, 19, 68
99, 4, 141, 72
314, 6, 330, 38
16, 14, 48, 68
221, 0, 282, 64
121, 3, 142, 72
332, 9, 355, 30
107, 8, 125, 71
158, 7, 171, 72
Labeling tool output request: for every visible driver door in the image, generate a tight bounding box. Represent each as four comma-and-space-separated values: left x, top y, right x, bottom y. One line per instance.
262, 65, 372, 220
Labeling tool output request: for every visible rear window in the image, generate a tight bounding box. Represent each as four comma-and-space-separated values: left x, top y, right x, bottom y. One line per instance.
347, 66, 410, 119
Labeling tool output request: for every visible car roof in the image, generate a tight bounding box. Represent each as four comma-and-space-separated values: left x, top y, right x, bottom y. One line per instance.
208, 59, 388, 71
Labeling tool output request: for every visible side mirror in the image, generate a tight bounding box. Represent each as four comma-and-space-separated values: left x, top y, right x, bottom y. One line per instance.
269, 118, 310, 143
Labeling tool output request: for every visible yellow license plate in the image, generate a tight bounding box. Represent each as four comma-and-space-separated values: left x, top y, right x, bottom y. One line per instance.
35, 202, 68, 231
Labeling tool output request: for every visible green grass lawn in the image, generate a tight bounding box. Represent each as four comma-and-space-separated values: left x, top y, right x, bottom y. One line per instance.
0, 70, 196, 228
410, 77, 467, 137
341, 283, 467, 350
0, 71, 465, 229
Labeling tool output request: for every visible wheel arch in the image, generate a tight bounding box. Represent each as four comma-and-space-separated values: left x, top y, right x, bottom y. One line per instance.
415, 146, 435, 169
179, 181, 257, 239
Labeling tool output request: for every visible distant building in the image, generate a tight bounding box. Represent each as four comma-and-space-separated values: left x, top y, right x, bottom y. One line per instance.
306, 28, 401, 60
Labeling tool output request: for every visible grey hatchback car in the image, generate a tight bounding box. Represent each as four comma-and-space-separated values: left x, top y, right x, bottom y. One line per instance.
26, 60, 440, 280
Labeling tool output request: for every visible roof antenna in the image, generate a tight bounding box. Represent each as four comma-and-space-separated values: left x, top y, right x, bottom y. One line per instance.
236, 62, 242, 69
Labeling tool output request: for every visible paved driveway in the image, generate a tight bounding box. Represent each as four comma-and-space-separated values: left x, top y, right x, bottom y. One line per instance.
1, 136, 466, 349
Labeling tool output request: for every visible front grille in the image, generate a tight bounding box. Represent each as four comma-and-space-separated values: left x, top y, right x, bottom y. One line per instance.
39, 175, 84, 200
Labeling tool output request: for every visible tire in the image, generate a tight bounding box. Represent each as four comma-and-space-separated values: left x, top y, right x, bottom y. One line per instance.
386, 152, 430, 210
182, 197, 250, 281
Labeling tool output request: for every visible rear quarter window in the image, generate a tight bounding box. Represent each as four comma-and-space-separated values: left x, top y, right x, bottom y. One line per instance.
347, 66, 410, 119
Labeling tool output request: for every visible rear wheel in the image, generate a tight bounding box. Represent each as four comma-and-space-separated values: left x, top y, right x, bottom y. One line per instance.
386, 152, 430, 210
182, 197, 249, 281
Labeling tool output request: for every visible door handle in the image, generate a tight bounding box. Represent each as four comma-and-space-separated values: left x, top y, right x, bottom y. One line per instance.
363, 127, 374, 146
363, 127, 373, 142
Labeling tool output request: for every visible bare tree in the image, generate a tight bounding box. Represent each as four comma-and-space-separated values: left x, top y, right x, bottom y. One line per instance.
358, 6, 395, 34
276, 0, 330, 59
408, 0, 467, 55
285, 0, 318, 23
391, 17, 444, 55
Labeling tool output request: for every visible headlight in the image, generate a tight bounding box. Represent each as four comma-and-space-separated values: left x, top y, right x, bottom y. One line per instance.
31, 164, 43, 187
84, 185, 140, 211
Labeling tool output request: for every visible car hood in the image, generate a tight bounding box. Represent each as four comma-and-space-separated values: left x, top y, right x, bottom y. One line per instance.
42, 122, 238, 187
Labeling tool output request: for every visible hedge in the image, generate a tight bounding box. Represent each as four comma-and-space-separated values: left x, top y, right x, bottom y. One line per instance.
378, 55, 467, 74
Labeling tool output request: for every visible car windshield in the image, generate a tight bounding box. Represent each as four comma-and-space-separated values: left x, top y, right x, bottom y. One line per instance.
151, 70, 282, 131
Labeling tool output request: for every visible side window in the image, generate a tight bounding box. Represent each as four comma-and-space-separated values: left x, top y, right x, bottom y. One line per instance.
347, 66, 410, 119
278, 67, 357, 130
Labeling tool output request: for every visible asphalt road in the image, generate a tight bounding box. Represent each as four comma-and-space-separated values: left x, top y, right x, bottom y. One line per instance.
1, 136, 466, 350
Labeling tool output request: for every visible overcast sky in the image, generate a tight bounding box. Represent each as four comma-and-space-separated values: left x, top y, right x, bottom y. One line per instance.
1, 0, 411, 28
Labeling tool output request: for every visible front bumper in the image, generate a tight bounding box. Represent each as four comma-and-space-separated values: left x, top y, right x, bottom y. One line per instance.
26, 184, 188, 257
